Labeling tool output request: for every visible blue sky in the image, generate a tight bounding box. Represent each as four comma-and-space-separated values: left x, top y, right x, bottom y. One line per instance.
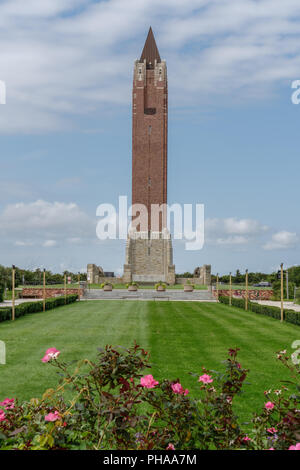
0, 0, 300, 275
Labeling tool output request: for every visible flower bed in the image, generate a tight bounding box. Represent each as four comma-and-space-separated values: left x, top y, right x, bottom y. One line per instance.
0, 343, 299, 450
215, 289, 274, 300
21, 288, 83, 299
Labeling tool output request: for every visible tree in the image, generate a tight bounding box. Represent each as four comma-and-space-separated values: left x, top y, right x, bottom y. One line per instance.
233, 270, 244, 284
288, 266, 300, 287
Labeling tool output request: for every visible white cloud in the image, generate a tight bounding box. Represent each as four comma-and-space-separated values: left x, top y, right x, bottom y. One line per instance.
67, 237, 82, 244
1, 0, 300, 133
0, 199, 96, 241
0, 0, 85, 18
205, 217, 268, 235
206, 217, 268, 244
15, 240, 34, 247
263, 231, 298, 250
223, 217, 268, 235
42, 239, 57, 247
216, 235, 249, 246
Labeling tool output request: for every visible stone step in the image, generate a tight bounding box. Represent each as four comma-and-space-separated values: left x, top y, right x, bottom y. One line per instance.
84, 289, 215, 301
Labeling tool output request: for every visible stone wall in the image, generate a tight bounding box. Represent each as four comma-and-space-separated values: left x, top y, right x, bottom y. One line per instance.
176, 274, 210, 286
87, 264, 104, 284
176, 278, 195, 285
193, 265, 211, 286
123, 230, 175, 284
21, 288, 83, 299
214, 289, 274, 300
96, 277, 121, 285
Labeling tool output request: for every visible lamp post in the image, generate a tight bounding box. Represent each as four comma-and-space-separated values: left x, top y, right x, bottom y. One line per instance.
43, 269, 46, 312
64, 273, 67, 305
78, 272, 81, 301
229, 272, 232, 306
281, 263, 284, 322
12, 265, 15, 321
216, 273, 219, 301
245, 269, 249, 311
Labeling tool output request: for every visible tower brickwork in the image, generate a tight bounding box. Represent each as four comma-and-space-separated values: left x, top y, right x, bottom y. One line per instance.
124, 28, 175, 284
132, 28, 168, 231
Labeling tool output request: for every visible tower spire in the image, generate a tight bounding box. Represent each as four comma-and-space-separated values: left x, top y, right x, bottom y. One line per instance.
140, 27, 161, 66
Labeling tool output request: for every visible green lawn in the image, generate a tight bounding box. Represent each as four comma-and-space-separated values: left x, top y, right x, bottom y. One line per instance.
0, 300, 298, 424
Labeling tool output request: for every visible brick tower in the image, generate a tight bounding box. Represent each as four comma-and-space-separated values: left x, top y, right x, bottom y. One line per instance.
123, 27, 175, 284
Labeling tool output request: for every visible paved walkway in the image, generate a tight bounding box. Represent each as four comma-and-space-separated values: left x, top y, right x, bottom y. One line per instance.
84, 288, 215, 302
253, 300, 300, 312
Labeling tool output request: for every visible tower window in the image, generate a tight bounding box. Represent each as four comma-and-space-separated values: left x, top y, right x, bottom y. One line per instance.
144, 108, 156, 115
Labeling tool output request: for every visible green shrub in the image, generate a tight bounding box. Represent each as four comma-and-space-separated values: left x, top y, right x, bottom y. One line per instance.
155, 281, 166, 290
100, 282, 114, 289
0, 294, 78, 323
219, 296, 300, 326
126, 282, 139, 288
0, 344, 299, 450
0, 307, 11, 322
272, 280, 296, 300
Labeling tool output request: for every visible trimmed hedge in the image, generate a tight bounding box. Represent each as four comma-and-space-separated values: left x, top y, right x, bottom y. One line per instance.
0, 294, 78, 323
219, 296, 300, 326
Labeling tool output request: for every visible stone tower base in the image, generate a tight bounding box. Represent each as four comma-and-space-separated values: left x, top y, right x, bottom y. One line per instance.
123, 230, 176, 285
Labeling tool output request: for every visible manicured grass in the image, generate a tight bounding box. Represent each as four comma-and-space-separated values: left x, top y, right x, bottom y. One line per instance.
0, 300, 298, 424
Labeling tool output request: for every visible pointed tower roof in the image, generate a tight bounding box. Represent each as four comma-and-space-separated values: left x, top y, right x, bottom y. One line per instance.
140, 27, 161, 66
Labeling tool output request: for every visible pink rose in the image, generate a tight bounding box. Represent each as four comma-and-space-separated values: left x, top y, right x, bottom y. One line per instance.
0, 410, 6, 422
243, 436, 251, 442
265, 401, 275, 410
171, 382, 182, 394
140, 374, 159, 389
45, 410, 61, 422
268, 448, 275, 451
199, 374, 213, 384
42, 348, 60, 363
289, 443, 300, 450
166, 443, 175, 450
0, 398, 15, 410
267, 427, 277, 434
171, 382, 189, 396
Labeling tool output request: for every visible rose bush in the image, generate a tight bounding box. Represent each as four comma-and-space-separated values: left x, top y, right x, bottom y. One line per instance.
0, 344, 299, 450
